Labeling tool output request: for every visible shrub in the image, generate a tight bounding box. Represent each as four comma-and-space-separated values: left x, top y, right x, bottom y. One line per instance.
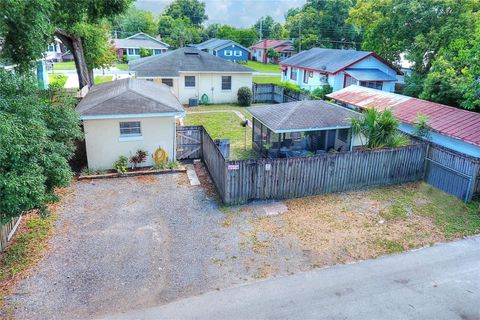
237, 86, 252, 106
121, 54, 128, 63
278, 81, 307, 95
129, 149, 148, 169
311, 84, 333, 100
139, 47, 153, 58
113, 156, 128, 174
413, 113, 431, 138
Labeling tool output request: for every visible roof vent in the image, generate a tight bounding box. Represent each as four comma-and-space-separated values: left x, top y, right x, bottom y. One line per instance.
321, 65, 327, 70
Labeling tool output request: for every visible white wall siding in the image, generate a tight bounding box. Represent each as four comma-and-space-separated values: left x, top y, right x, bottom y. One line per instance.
83, 116, 176, 170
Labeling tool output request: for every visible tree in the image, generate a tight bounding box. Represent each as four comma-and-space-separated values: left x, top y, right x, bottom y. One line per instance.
254, 16, 285, 40
213, 25, 259, 47
0, 0, 132, 88
112, 7, 158, 37
285, 0, 361, 51
159, 16, 202, 48
0, 70, 82, 222
351, 108, 409, 149
164, 0, 208, 26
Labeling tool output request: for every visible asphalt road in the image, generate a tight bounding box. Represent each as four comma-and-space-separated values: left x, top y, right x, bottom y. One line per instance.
106, 236, 480, 320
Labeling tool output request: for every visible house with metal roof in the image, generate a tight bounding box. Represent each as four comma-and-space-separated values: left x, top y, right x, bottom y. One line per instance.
247, 100, 362, 158
190, 38, 249, 62
249, 39, 296, 64
76, 78, 185, 169
280, 48, 401, 93
113, 32, 169, 61
129, 47, 254, 104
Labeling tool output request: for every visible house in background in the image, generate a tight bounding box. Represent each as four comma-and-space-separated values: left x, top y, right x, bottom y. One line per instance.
45, 38, 73, 62
249, 40, 296, 64
190, 38, 249, 62
129, 47, 254, 104
76, 78, 185, 169
247, 100, 363, 158
280, 48, 401, 93
113, 32, 169, 61
328, 85, 480, 158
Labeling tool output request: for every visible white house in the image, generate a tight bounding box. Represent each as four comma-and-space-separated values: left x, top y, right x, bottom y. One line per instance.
129, 47, 254, 104
280, 48, 402, 93
113, 32, 169, 61
76, 78, 185, 170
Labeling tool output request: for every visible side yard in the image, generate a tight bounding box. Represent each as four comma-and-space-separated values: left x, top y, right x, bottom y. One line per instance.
246, 61, 281, 73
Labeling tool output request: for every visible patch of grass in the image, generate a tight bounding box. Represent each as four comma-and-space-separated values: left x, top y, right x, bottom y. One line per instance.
0, 213, 56, 313
246, 61, 281, 73
115, 63, 129, 71
184, 112, 260, 160
48, 74, 67, 87
381, 204, 409, 221
375, 239, 404, 254
253, 75, 282, 85
186, 104, 255, 121
53, 61, 76, 70
94, 75, 113, 84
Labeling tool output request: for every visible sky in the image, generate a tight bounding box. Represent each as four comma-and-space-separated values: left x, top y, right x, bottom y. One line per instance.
135, 0, 306, 28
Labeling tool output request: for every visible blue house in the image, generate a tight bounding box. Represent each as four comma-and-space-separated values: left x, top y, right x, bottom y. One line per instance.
190, 38, 249, 62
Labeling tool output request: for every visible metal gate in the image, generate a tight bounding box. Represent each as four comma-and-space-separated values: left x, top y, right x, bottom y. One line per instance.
176, 126, 202, 160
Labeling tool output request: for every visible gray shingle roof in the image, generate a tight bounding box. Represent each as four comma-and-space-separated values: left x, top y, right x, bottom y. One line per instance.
281, 48, 390, 74
191, 38, 249, 52
129, 47, 254, 77
76, 78, 184, 118
113, 32, 169, 50
247, 100, 361, 133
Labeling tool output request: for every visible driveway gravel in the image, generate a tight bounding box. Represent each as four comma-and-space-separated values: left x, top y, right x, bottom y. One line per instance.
6, 173, 308, 319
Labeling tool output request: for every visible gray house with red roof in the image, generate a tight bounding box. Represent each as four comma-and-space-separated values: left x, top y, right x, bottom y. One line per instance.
280, 48, 402, 93
249, 40, 296, 64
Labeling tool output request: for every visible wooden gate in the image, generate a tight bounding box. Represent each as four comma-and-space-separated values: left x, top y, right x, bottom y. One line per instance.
176, 126, 202, 160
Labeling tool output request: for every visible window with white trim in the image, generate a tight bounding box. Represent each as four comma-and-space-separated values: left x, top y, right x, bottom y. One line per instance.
224, 50, 233, 56
119, 121, 141, 136
185, 76, 196, 88
221, 76, 232, 90
290, 68, 297, 81
360, 81, 383, 90
233, 50, 242, 57
153, 49, 163, 55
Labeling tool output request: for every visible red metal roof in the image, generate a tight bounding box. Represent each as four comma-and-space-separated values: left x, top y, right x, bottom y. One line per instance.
250, 40, 292, 50
327, 85, 480, 147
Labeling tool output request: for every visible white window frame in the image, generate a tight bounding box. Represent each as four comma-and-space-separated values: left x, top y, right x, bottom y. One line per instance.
233, 50, 242, 57
184, 76, 196, 88
224, 50, 233, 57
119, 121, 142, 140
153, 49, 163, 55
221, 76, 232, 91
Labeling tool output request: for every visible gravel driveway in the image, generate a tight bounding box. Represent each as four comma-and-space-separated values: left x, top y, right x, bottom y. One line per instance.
6, 173, 308, 319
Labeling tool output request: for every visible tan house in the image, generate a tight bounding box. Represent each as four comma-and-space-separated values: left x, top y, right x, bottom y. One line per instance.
129, 47, 254, 104
76, 78, 185, 170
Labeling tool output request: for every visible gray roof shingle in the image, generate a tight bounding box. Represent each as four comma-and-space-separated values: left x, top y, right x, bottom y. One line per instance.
247, 100, 361, 133
129, 47, 254, 77
281, 48, 400, 74
191, 38, 249, 51
113, 32, 169, 50
76, 78, 184, 118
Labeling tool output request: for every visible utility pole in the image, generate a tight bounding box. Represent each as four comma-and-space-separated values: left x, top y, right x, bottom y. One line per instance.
298, 23, 302, 52
259, 18, 263, 40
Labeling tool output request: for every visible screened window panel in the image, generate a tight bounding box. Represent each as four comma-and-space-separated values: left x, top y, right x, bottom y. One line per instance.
119, 121, 141, 136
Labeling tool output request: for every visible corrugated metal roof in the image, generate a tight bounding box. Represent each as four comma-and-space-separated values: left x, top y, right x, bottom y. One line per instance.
345, 69, 397, 82
246, 100, 361, 133
129, 47, 254, 77
249, 40, 294, 51
76, 78, 184, 117
327, 85, 480, 147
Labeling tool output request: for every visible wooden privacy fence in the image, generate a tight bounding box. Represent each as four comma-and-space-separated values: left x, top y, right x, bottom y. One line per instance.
176, 126, 203, 160
0, 217, 21, 252
424, 143, 480, 202
201, 133, 427, 205
253, 83, 310, 104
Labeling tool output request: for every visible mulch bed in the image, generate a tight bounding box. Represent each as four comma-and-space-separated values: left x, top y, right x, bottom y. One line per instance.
78, 167, 186, 180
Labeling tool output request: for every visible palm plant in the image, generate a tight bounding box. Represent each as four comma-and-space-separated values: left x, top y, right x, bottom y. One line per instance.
351, 108, 409, 149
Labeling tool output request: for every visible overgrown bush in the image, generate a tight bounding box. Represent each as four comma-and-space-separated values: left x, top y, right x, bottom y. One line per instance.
121, 54, 128, 63
139, 47, 152, 58
311, 84, 333, 100
237, 86, 252, 106
413, 113, 431, 138
113, 156, 128, 174
129, 149, 148, 169
278, 81, 307, 95
0, 70, 82, 222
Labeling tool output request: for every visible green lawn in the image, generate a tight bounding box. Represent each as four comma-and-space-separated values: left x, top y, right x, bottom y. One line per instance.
184, 112, 259, 160
246, 61, 281, 73
253, 75, 282, 85
48, 74, 67, 87
186, 104, 253, 121
115, 63, 129, 71
53, 61, 76, 70
94, 75, 113, 84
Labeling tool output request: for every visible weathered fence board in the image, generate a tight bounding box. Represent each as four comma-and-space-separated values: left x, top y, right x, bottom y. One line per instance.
176, 126, 203, 160
220, 143, 427, 205
0, 217, 21, 252
201, 127, 228, 200
424, 143, 480, 202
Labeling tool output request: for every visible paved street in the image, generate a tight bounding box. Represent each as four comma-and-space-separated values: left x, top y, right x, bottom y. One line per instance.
106, 236, 480, 320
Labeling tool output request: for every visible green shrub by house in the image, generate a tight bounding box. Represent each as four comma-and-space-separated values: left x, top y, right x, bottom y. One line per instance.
237, 86, 252, 106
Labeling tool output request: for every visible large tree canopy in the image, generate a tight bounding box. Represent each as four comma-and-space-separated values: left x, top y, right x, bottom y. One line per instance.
0, 70, 82, 222
254, 16, 286, 40
0, 0, 132, 88
112, 7, 158, 37
206, 24, 259, 47
163, 0, 207, 26
285, 0, 361, 51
